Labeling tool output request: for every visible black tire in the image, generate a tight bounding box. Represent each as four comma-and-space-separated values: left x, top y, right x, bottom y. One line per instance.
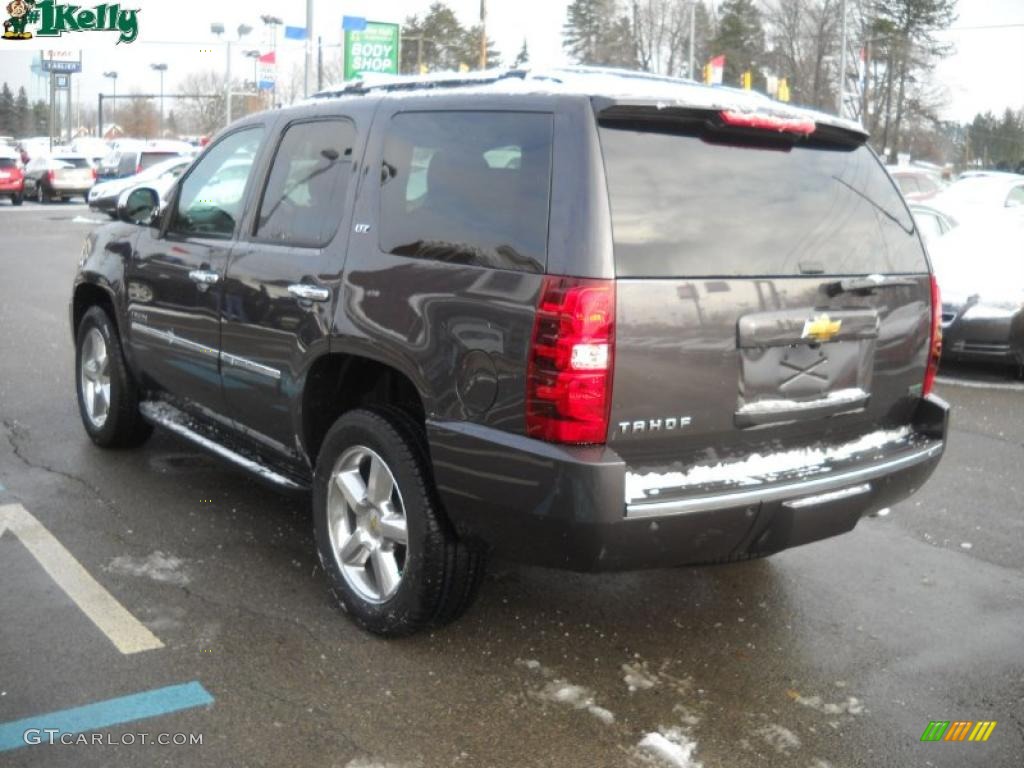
11, 192, 22, 206
74, 306, 153, 449
313, 408, 485, 637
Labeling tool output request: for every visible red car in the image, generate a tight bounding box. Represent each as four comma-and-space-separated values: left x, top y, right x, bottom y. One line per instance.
0, 152, 24, 205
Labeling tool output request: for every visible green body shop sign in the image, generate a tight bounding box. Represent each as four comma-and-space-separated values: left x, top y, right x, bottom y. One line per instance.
344, 22, 400, 80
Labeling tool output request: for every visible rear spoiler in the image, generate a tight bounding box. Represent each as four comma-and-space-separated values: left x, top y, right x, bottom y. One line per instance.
593, 100, 869, 148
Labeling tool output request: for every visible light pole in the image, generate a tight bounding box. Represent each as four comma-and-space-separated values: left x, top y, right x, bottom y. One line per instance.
212, 22, 252, 128
102, 70, 117, 136
243, 49, 261, 107
150, 63, 167, 137
304, 0, 313, 97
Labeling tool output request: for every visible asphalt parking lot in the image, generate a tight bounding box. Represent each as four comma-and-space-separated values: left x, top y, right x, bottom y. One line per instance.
1, 200, 1022, 768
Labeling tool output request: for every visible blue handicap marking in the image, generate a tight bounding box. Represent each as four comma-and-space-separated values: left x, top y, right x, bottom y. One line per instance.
0, 681, 213, 752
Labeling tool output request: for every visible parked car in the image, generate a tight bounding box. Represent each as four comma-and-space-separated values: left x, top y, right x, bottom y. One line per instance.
929, 174, 1024, 224
0, 147, 25, 205
70, 137, 112, 168
89, 155, 192, 217
890, 167, 944, 201
98, 141, 192, 180
71, 67, 948, 636
930, 208, 1024, 374
23, 154, 96, 202
909, 203, 956, 248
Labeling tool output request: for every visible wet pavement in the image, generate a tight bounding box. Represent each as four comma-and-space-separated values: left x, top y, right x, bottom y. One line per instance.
1, 203, 1022, 767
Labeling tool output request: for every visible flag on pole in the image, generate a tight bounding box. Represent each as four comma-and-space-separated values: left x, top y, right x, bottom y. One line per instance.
258, 51, 276, 90
705, 55, 725, 85
284, 26, 307, 40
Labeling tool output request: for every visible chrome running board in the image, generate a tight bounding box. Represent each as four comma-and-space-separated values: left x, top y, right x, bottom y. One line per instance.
139, 401, 307, 491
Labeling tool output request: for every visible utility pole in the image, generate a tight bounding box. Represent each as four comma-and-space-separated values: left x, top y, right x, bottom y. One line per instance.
837, 0, 848, 116
479, 0, 487, 70
687, 2, 695, 80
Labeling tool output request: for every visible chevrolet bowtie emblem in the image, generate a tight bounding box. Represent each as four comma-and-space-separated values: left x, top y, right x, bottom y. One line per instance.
802, 313, 842, 343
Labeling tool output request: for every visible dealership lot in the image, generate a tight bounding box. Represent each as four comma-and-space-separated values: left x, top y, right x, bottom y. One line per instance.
1, 204, 1022, 767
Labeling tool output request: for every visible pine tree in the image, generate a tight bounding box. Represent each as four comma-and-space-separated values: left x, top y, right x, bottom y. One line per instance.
514, 39, 530, 67
563, 0, 637, 68
31, 100, 48, 136
14, 87, 31, 137
710, 0, 765, 84
0, 83, 14, 137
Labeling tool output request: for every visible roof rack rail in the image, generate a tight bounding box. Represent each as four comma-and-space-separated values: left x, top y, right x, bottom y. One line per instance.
313, 69, 531, 99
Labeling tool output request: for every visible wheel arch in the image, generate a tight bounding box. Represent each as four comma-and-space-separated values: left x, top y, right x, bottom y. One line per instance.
300, 352, 427, 465
72, 281, 119, 337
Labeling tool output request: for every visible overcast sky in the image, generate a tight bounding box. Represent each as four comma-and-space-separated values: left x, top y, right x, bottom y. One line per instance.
0, 0, 1020, 124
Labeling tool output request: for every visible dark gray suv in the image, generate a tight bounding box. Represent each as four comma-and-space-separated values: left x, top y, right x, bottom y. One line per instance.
70, 68, 948, 636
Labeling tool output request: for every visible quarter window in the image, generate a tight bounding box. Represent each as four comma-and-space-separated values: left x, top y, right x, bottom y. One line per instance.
171, 127, 263, 238
379, 111, 553, 273
256, 119, 357, 247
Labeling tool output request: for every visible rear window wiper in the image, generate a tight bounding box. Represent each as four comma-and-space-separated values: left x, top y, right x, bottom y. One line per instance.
825, 275, 919, 297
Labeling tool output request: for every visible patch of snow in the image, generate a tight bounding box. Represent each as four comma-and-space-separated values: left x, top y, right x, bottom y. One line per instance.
757, 724, 802, 753
518, 658, 615, 725
790, 691, 865, 716
627, 427, 912, 501
72, 216, 106, 224
105, 551, 189, 586
622, 661, 660, 692
637, 729, 702, 768
736, 388, 866, 415
314, 66, 863, 135
535, 680, 616, 725
960, 542, 973, 550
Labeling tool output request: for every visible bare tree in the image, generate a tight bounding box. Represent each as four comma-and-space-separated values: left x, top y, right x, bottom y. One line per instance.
177, 71, 226, 136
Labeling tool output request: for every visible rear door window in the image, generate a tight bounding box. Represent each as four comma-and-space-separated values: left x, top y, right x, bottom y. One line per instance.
255, 119, 357, 247
55, 157, 91, 169
140, 151, 180, 171
599, 120, 927, 277
379, 111, 553, 273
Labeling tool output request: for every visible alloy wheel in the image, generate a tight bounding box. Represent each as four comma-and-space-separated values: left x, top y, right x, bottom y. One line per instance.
326, 445, 409, 603
79, 327, 111, 428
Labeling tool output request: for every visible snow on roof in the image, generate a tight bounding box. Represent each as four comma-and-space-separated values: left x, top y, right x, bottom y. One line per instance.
313, 65, 866, 136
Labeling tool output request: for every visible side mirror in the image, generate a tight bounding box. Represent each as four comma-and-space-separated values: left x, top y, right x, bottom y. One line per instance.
117, 186, 160, 226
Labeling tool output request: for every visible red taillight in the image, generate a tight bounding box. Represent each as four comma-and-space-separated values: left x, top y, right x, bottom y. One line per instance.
526, 276, 615, 444
47, 169, 55, 182
136, 164, 143, 175
923, 274, 942, 396
91, 167, 97, 179
719, 109, 816, 135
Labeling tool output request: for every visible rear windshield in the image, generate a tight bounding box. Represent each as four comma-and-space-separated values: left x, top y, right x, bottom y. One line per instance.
0, 158, 17, 169
54, 157, 91, 169
599, 121, 927, 278
140, 151, 180, 170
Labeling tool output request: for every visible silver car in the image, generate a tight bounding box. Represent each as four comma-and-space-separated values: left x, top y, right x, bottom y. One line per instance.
931, 208, 1024, 374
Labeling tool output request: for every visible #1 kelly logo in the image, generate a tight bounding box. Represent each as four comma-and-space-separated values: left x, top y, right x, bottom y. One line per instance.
2, 0, 140, 43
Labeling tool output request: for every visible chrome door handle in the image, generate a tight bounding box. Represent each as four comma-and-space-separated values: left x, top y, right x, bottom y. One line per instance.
188, 269, 221, 285
288, 284, 330, 302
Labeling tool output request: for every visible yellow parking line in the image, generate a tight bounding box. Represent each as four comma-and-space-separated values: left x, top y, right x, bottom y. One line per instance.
0, 503, 164, 655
